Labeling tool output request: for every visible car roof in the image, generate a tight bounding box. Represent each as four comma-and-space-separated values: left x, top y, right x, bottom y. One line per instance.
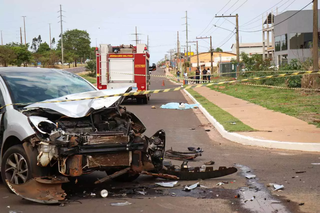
0, 67, 65, 76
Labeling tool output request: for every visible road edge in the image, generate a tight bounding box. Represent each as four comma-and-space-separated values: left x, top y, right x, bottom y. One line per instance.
183, 88, 320, 152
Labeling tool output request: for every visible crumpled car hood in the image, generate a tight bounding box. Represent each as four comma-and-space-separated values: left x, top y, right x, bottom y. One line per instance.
25, 87, 130, 118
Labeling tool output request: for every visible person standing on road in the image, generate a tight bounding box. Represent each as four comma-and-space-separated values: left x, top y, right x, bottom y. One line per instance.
184, 72, 188, 85
176, 70, 181, 82
195, 68, 200, 84
202, 67, 207, 83
207, 68, 211, 82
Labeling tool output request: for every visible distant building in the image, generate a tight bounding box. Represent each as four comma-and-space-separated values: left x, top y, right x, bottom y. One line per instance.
274, 10, 320, 66
189, 52, 236, 71
231, 43, 265, 56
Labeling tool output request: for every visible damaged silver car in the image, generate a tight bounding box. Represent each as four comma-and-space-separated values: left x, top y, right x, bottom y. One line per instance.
0, 68, 165, 203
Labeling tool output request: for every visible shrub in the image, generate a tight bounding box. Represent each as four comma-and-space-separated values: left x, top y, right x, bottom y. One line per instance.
85, 60, 96, 76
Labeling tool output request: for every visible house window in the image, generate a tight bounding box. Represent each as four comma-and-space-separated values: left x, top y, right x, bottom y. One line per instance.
275, 36, 281, 51
275, 34, 287, 51
281, 34, 288, 51
290, 33, 313, 49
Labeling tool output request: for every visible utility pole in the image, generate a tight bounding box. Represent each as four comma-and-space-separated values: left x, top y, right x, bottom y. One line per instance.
20, 27, 23, 44
177, 31, 180, 72
59, 5, 64, 66
188, 41, 199, 69
196, 36, 213, 71
215, 14, 240, 78
22, 16, 26, 46
313, 0, 318, 71
134, 26, 139, 46
186, 11, 188, 63
0, 31, 3, 45
49, 23, 52, 49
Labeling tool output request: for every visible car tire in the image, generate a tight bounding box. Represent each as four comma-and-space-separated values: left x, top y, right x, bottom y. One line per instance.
1, 145, 32, 191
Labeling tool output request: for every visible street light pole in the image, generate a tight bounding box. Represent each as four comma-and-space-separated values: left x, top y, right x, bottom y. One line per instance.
188, 41, 199, 69
313, 0, 318, 71
196, 36, 213, 71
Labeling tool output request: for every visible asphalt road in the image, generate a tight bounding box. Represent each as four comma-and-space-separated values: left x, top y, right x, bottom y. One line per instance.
64, 67, 87, 73
0, 68, 319, 213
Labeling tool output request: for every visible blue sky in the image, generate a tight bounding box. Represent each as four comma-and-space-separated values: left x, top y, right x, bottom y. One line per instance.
0, 0, 314, 63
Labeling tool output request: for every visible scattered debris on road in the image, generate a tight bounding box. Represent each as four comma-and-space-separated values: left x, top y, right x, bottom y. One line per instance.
100, 189, 109, 198
187, 147, 204, 153
110, 201, 132, 206
295, 171, 306, 174
245, 174, 256, 179
163, 161, 237, 180
311, 163, 320, 165
165, 148, 201, 160
184, 182, 200, 191
204, 161, 215, 165
155, 181, 178, 188
151, 106, 156, 109
268, 183, 284, 191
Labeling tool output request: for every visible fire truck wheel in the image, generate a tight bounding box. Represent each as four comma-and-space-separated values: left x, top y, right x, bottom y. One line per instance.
136, 98, 142, 104
143, 97, 148, 104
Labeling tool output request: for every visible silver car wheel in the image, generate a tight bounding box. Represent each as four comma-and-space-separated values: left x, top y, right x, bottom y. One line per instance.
5, 153, 29, 184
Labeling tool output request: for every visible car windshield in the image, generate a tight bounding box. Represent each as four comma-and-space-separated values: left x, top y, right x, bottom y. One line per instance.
2, 70, 96, 105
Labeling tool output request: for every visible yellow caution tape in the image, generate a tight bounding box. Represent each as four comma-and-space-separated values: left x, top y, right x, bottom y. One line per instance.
1, 70, 319, 110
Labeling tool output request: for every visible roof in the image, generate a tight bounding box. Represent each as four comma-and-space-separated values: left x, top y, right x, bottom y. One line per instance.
264, 13, 274, 24
192, 51, 236, 56
231, 43, 263, 49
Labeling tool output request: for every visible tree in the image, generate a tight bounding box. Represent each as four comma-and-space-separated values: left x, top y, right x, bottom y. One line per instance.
57, 29, 91, 67
37, 42, 51, 54
64, 52, 77, 68
51, 37, 56, 48
85, 60, 96, 76
0, 46, 16, 67
31, 35, 42, 52
210, 48, 223, 52
6, 43, 32, 67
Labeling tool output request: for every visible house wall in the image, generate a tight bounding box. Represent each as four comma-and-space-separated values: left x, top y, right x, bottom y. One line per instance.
274, 10, 320, 65
189, 52, 236, 70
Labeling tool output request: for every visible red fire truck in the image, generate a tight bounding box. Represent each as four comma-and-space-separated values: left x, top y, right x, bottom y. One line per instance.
96, 44, 153, 104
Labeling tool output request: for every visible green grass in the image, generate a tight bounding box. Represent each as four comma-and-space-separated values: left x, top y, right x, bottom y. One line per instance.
79, 73, 96, 84
209, 84, 320, 128
187, 89, 255, 132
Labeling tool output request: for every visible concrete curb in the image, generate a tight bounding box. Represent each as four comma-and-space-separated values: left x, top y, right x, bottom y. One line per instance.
183, 89, 320, 152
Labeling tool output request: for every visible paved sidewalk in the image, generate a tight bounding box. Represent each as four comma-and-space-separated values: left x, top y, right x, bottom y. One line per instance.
193, 87, 320, 143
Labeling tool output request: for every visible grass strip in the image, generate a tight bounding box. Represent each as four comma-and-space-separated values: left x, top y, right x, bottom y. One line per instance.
79, 73, 96, 84
187, 89, 255, 132
209, 84, 320, 128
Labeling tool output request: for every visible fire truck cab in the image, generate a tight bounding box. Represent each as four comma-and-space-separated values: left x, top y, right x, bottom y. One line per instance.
96, 44, 151, 104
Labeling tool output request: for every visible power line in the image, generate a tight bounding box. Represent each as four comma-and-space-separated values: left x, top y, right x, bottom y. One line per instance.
240, 0, 288, 27
224, 0, 240, 14
203, 0, 242, 36
240, 1, 313, 33
197, 0, 232, 37
207, 0, 247, 36
217, 31, 236, 48
230, 0, 248, 14
281, 0, 297, 12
